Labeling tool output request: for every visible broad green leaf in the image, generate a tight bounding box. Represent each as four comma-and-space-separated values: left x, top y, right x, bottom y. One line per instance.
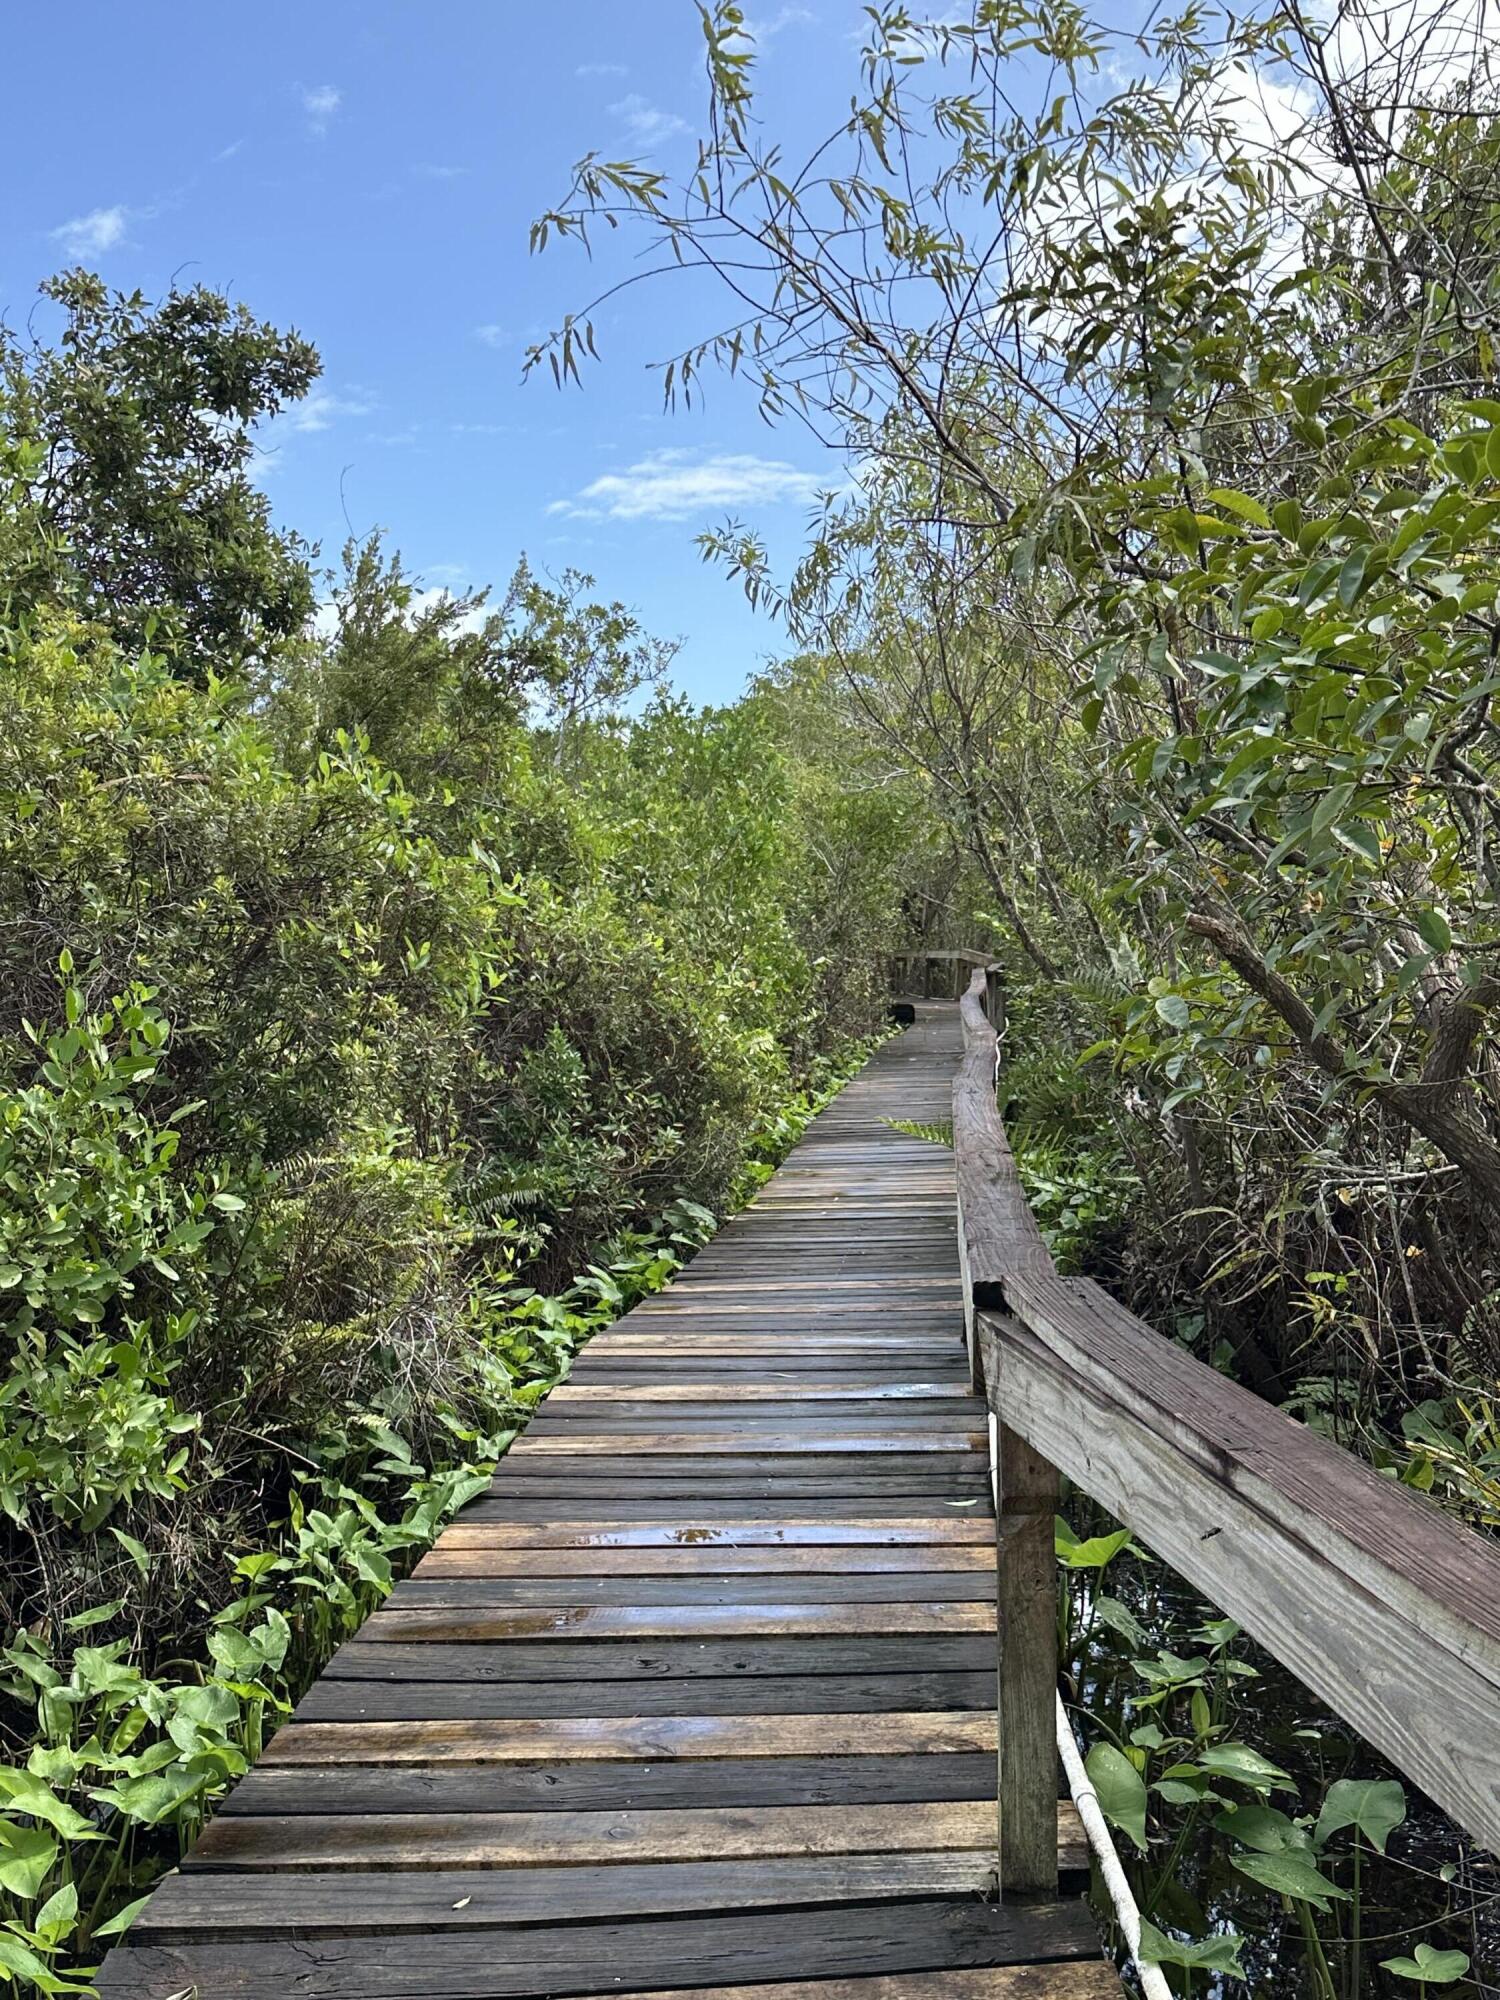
1138, 1919, 1246, 1974
1213, 1802, 1309, 1854
1233, 1847, 1350, 1909
1154, 994, 1190, 1030
1196, 1743, 1293, 1791
1380, 1942, 1471, 1985
1415, 908, 1453, 954
1054, 1519, 1131, 1569
0, 1818, 59, 1899
1084, 1742, 1148, 1853
1314, 1777, 1406, 1854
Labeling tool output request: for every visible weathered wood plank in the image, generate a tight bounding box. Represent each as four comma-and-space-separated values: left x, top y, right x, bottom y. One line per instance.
356, 1602, 995, 1643
261, 1713, 1000, 1765
96, 1896, 1109, 1998
293, 1670, 999, 1722
390, 1574, 998, 1606
218, 1753, 1004, 1816
435, 1520, 995, 1546
323, 1636, 997, 1682
411, 1546, 995, 1576
984, 1291, 1500, 1857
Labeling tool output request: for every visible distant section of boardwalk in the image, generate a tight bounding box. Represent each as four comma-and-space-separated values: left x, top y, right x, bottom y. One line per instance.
97, 1005, 1117, 2000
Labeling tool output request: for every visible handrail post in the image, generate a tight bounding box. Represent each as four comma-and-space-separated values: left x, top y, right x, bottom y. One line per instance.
996, 1393, 1061, 1897
951, 966, 1062, 1901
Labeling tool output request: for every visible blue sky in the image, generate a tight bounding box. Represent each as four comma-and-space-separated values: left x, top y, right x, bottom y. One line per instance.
3, 3, 875, 703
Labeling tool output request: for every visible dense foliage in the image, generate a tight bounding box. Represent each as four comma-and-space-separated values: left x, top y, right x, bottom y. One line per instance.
530, 2, 1500, 1989
0, 276, 926, 1989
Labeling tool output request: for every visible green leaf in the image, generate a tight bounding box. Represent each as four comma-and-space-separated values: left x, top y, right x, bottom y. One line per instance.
1138, 1919, 1245, 1974
1206, 488, 1272, 530
1213, 1802, 1309, 1854
1154, 994, 1190, 1030
1338, 546, 1371, 607
1415, 908, 1453, 954
1054, 1519, 1131, 1569
1084, 1742, 1148, 1853
1380, 1942, 1470, 1985
0, 1771, 98, 1839
0, 1818, 59, 1899
1196, 1743, 1293, 1791
1314, 1777, 1406, 1854
93, 1891, 153, 1940
0, 1933, 64, 1987
1233, 1847, 1350, 1909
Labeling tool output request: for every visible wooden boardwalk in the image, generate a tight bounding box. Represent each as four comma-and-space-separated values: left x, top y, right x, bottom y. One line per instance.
97, 1006, 1116, 1999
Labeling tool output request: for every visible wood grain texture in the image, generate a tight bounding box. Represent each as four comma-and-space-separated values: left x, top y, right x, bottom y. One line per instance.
96, 1896, 1109, 1998
984, 1292, 1500, 1858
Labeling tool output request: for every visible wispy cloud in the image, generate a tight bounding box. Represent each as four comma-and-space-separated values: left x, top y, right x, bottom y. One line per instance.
51, 205, 129, 258
610, 93, 689, 144
551, 448, 825, 522
301, 84, 342, 135
737, 5, 815, 41
286, 390, 375, 434
214, 140, 245, 164
474, 324, 511, 349
415, 162, 468, 181
577, 61, 628, 78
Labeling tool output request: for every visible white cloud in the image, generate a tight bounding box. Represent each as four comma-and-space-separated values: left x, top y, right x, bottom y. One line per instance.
737, 6, 815, 42
553, 448, 826, 522
474, 324, 510, 349
51, 206, 128, 258
415, 162, 467, 181
610, 93, 690, 144
577, 62, 628, 78
285, 390, 375, 434
301, 84, 341, 134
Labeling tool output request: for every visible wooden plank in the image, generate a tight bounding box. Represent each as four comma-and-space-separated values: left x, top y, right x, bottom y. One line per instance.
545, 1381, 974, 1401
515, 1976, 1117, 2000
261, 1713, 1000, 1765
95, 1896, 1108, 1998
456, 1502, 995, 1523
390, 1574, 997, 1606
411, 1547, 995, 1576
323, 1636, 997, 1682
218, 1752, 1004, 1816
507, 1432, 987, 1456
356, 1603, 996, 1643
435, 1520, 995, 1546
188, 1801, 1002, 1868
127, 1853, 1003, 1939
293, 1670, 998, 1722
985, 1290, 1500, 1858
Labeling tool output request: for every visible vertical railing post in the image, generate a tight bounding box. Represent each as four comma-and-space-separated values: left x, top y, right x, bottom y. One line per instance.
985, 964, 1005, 1038
994, 1398, 1060, 1897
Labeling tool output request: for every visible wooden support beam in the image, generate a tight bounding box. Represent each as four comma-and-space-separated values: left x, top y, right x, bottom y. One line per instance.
996, 1422, 1060, 1897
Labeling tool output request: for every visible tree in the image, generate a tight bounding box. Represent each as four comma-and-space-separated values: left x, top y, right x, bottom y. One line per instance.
1, 270, 320, 674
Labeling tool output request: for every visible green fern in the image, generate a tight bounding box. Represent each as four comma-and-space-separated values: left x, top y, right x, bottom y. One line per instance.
885, 1117, 953, 1147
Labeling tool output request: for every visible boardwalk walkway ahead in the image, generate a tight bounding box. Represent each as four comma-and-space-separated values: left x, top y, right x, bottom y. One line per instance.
98, 1006, 1116, 2000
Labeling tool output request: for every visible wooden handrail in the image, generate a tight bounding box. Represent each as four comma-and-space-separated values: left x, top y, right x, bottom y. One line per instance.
950, 966, 1500, 1895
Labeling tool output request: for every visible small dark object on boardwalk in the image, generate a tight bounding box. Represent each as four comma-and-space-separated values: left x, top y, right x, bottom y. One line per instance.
888, 1000, 917, 1025
96, 1005, 1117, 2000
